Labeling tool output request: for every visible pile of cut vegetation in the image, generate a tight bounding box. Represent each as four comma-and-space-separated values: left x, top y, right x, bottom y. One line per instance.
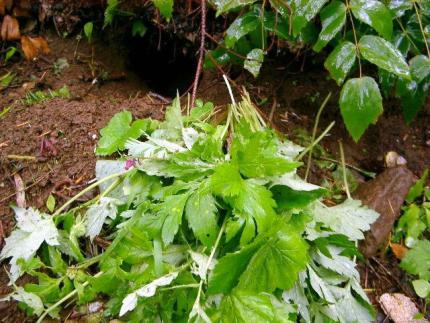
0, 92, 378, 322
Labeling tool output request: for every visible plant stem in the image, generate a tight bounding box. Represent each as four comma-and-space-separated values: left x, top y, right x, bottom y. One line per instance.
53, 171, 128, 216
346, 0, 362, 77
305, 92, 331, 180
160, 283, 200, 291
413, 1, 430, 59
191, 221, 226, 319
36, 271, 103, 323
296, 121, 335, 161
338, 140, 351, 199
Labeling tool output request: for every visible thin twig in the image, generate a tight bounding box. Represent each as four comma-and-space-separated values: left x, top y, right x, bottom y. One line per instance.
338, 140, 351, 199
295, 121, 335, 161
191, 0, 207, 109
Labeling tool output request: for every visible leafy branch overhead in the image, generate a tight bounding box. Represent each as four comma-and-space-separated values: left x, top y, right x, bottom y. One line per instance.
0, 96, 378, 322
205, 0, 430, 141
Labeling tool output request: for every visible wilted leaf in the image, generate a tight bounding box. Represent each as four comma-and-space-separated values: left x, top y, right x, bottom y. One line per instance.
1, 15, 20, 41
0, 207, 59, 282
120, 272, 178, 316
391, 243, 408, 260
21, 36, 51, 60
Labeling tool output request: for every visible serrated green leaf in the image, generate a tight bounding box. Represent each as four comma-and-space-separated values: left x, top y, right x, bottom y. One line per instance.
185, 185, 219, 247
310, 199, 379, 241
208, 241, 263, 294
210, 162, 244, 197
350, 0, 393, 40
96, 111, 149, 156
238, 227, 309, 292
159, 193, 191, 245
232, 128, 301, 178
398, 204, 426, 246
324, 41, 356, 85
219, 290, 280, 322
292, 0, 329, 36
406, 170, 429, 203
358, 35, 410, 79
225, 12, 260, 48
313, 1, 346, 52
152, 0, 174, 20
339, 77, 383, 141
412, 279, 430, 298
244, 48, 265, 77
401, 240, 430, 280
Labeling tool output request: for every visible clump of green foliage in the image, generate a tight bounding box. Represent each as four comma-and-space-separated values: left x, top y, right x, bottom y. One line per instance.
205, 0, 430, 141
23, 85, 71, 105
394, 170, 430, 301
0, 96, 378, 322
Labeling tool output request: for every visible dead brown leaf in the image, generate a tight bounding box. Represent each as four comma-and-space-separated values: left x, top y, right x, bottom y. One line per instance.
391, 243, 408, 260
1, 15, 20, 40
21, 35, 51, 60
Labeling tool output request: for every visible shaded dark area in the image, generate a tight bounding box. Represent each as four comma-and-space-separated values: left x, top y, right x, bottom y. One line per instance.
126, 27, 198, 97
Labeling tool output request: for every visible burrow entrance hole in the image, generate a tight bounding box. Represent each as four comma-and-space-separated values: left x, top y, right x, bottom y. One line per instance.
127, 28, 198, 98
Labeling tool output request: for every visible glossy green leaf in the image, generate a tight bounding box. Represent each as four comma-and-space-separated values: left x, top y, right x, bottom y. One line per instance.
152, 0, 174, 20
324, 41, 356, 85
215, 0, 257, 15
339, 77, 383, 141
225, 11, 260, 48
396, 77, 429, 123
292, 0, 329, 36
358, 35, 410, 79
269, 0, 291, 17
350, 0, 393, 40
84, 22, 93, 42
410, 55, 430, 83
244, 48, 265, 77
388, 0, 412, 17
313, 1, 346, 52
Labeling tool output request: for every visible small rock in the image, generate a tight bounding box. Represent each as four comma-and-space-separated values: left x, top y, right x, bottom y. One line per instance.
353, 166, 415, 257
385, 151, 407, 168
379, 293, 428, 323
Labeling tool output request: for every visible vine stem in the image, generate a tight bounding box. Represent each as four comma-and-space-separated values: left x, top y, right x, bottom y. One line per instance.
346, 0, 362, 77
36, 271, 104, 323
53, 171, 128, 216
305, 92, 331, 181
413, 1, 430, 59
191, 0, 207, 109
295, 121, 335, 161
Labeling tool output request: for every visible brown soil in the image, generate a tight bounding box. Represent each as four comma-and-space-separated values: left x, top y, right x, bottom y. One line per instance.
1, 30, 430, 321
